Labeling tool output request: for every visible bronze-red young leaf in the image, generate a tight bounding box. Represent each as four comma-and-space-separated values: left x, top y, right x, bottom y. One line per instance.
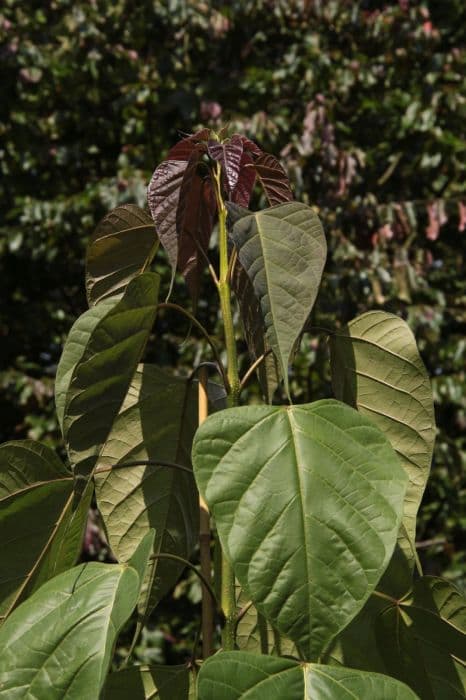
207, 135, 244, 194
255, 153, 294, 205
147, 159, 187, 273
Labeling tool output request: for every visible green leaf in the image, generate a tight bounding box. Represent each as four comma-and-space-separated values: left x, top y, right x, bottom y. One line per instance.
0, 441, 74, 622
103, 664, 191, 700
0, 562, 140, 699
376, 576, 466, 699
86, 204, 159, 306
85, 204, 159, 307
192, 399, 407, 660
95, 364, 199, 615
55, 296, 117, 433
231, 260, 280, 402
330, 311, 436, 570
64, 272, 160, 475
303, 664, 419, 700
196, 652, 419, 699
230, 202, 326, 396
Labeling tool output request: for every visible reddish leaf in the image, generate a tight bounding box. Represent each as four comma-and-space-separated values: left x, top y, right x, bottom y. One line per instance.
254, 153, 294, 206
207, 135, 244, 194
147, 159, 187, 274
167, 129, 210, 161
231, 152, 256, 207
176, 150, 217, 300
239, 135, 263, 157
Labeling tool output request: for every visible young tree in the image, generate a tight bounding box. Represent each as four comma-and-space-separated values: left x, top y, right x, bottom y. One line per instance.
0, 129, 464, 699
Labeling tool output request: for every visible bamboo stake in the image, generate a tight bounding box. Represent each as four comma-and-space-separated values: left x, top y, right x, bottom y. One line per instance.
198, 366, 214, 658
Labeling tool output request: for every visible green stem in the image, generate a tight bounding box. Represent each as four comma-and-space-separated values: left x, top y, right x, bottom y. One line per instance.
213, 162, 240, 649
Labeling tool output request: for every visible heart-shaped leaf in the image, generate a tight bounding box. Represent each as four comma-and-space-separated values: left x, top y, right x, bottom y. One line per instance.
254, 152, 294, 205
0, 441, 74, 622
330, 311, 436, 570
95, 364, 200, 615
208, 135, 244, 194
85, 205, 159, 307
0, 562, 140, 699
64, 273, 159, 475
230, 202, 326, 396
376, 576, 466, 699
197, 652, 419, 699
103, 664, 192, 700
193, 399, 407, 659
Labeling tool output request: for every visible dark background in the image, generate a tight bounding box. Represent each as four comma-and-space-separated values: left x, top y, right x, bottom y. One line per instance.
1, 0, 464, 659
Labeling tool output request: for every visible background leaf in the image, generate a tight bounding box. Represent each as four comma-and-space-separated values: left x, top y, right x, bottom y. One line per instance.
330, 311, 436, 570
85, 204, 159, 307
376, 576, 466, 699
193, 399, 407, 660
0, 562, 140, 699
103, 664, 191, 700
64, 272, 159, 475
95, 364, 199, 615
254, 152, 294, 205
230, 202, 326, 396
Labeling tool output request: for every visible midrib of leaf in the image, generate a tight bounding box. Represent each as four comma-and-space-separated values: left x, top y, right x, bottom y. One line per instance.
287, 410, 313, 659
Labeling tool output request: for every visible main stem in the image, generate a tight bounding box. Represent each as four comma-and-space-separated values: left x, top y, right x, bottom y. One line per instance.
213, 163, 240, 650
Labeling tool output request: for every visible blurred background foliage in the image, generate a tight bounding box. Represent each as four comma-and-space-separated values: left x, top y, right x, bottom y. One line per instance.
1, 0, 465, 660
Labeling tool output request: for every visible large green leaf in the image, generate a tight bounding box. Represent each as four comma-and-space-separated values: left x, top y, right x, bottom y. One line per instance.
85, 204, 159, 307
192, 399, 407, 660
0, 562, 140, 699
0, 441, 74, 622
95, 364, 200, 615
196, 652, 419, 699
376, 576, 466, 699
230, 202, 326, 396
330, 311, 436, 569
64, 272, 159, 475
103, 664, 192, 700
55, 296, 117, 433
